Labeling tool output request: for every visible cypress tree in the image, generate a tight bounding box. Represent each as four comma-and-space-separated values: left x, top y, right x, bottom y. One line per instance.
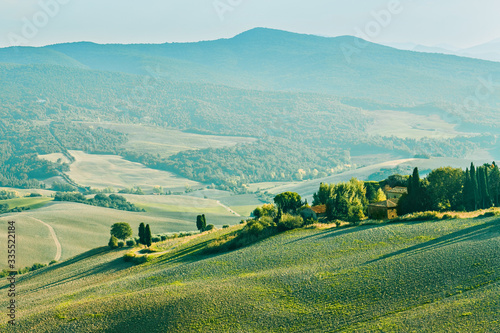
478, 167, 491, 209
201, 214, 207, 230
274, 208, 282, 223
139, 223, 145, 245
196, 215, 203, 232
145, 224, 152, 247
470, 163, 479, 210
491, 162, 500, 206
463, 168, 473, 211
485, 166, 492, 208
411, 168, 421, 212
403, 174, 413, 214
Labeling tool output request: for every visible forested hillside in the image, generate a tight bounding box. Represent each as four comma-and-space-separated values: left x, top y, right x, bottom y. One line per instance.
1, 29, 499, 189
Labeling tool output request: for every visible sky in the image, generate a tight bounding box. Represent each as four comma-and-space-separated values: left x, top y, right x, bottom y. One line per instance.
1, 0, 499, 49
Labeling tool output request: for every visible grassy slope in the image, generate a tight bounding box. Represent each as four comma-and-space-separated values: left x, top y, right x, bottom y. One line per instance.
64, 150, 201, 192
0, 194, 244, 269
1, 216, 498, 332
0, 197, 53, 210
87, 122, 257, 159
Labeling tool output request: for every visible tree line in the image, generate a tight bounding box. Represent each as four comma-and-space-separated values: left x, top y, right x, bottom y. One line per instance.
54, 193, 145, 212
400, 163, 500, 214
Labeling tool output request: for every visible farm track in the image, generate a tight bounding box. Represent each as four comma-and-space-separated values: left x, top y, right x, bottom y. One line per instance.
27, 216, 62, 261
216, 200, 241, 217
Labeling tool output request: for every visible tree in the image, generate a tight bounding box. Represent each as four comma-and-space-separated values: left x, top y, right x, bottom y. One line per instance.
463, 168, 474, 211
470, 163, 479, 210
108, 236, 118, 249
252, 207, 263, 219
145, 224, 152, 247
325, 178, 368, 222
489, 162, 500, 206
312, 183, 331, 206
411, 167, 422, 212
425, 167, 465, 211
274, 208, 282, 224
274, 192, 303, 214
196, 214, 206, 232
139, 223, 146, 246
253, 204, 277, 219
477, 166, 491, 209
110, 223, 133, 240
373, 188, 387, 203
196, 215, 203, 231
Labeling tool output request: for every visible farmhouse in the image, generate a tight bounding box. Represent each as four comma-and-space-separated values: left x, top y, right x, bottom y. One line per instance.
311, 205, 327, 217
386, 186, 408, 200
368, 199, 399, 220
301, 205, 327, 221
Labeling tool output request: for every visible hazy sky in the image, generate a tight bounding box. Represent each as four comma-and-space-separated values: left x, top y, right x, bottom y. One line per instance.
1, 0, 499, 48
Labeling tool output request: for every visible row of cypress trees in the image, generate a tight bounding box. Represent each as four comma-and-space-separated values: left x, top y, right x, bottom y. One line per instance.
138, 222, 153, 247
464, 162, 500, 211
401, 162, 500, 214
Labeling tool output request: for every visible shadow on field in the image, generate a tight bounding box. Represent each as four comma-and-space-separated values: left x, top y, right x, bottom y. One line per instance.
154, 240, 214, 266
8, 247, 134, 292
285, 224, 388, 245
366, 219, 500, 265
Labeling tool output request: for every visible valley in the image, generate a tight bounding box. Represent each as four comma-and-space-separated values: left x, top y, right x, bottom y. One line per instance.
1, 26, 500, 332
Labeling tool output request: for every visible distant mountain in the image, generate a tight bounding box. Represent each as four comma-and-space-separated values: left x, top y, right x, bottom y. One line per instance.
459, 38, 500, 62
381, 42, 459, 55
1, 28, 499, 188
2, 28, 500, 108
383, 38, 500, 63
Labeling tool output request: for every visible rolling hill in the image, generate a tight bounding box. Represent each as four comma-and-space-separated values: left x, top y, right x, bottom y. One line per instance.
1, 215, 498, 332
2, 28, 500, 189
2, 28, 500, 112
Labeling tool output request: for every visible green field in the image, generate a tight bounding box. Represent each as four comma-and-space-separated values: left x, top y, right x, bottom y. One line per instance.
0, 193, 246, 269
364, 109, 466, 139
85, 122, 257, 158
0, 197, 53, 210
62, 150, 202, 192
1, 216, 498, 332
0, 218, 55, 269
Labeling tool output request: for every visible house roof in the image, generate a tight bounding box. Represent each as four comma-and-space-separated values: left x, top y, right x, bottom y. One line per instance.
387, 186, 408, 194
368, 199, 398, 209
311, 205, 327, 214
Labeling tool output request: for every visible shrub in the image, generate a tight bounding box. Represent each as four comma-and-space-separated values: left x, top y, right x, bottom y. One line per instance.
245, 217, 275, 236
477, 211, 500, 218
123, 252, 136, 262
132, 255, 150, 264
152, 236, 161, 243
222, 225, 230, 229
126, 239, 136, 247
49, 260, 58, 265
161, 235, 168, 241
108, 236, 118, 249
303, 218, 316, 226
204, 224, 215, 231
277, 214, 304, 231
117, 241, 125, 248
394, 211, 441, 222
30, 263, 47, 271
